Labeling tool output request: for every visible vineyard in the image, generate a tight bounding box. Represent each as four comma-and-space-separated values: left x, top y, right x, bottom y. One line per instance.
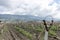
0, 21, 60, 40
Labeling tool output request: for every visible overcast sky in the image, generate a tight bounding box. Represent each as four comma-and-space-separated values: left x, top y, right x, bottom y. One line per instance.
0, 0, 60, 19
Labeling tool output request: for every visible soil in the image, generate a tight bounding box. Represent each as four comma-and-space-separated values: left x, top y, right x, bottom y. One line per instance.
0, 23, 60, 40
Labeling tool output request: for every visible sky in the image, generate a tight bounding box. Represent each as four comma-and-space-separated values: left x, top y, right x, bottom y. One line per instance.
0, 0, 60, 19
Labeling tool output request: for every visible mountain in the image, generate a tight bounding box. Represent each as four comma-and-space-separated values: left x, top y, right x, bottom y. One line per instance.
0, 14, 42, 21
0, 14, 60, 22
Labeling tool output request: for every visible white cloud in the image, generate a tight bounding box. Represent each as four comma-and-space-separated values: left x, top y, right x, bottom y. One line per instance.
53, 10, 60, 19
0, 0, 60, 19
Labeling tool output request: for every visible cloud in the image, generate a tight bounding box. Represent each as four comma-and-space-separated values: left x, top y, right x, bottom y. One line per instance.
0, 0, 60, 19
54, 0, 60, 4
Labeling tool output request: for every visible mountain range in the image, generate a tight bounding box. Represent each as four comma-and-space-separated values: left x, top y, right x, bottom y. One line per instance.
0, 14, 42, 21
0, 14, 60, 22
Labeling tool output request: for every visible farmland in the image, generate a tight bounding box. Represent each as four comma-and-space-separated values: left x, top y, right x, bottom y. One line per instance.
0, 21, 60, 40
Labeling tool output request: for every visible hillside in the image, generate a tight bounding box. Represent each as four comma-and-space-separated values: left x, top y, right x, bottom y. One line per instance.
0, 14, 42, 21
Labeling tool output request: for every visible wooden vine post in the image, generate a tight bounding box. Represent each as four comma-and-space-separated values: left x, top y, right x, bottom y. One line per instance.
43, 19, 53, 40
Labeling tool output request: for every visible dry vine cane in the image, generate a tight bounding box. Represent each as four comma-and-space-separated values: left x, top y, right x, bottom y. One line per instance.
43, 20, 54, 40
43, 20, 53, 31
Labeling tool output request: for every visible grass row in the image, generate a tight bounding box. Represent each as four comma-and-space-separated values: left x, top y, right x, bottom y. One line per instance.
49, 25, 57, 36
14, 26, 33, 40
14, 24, 58, 40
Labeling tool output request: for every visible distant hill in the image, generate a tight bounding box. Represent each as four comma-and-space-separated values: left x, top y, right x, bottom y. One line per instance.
0, 14, 42, 21
0, 14, 60, 22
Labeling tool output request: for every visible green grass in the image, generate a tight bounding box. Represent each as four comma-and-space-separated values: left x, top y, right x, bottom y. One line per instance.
15, 26, 33, 40
49, 25, 57, 36
49, 30, 56, 36
34, 27, 43, 32
14, 24, 58, 40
